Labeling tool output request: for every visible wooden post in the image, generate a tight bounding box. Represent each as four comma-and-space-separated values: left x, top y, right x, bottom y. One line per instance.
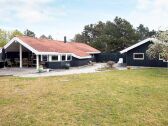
36, 55, 39, 69
19, 44, 22, 68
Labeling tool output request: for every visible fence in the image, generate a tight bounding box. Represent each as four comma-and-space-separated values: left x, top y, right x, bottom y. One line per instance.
96, 52, 126, 63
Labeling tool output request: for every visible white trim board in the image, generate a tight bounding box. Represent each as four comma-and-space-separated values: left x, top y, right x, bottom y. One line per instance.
87, 51, 101, 54
133, 53, 144, 60
4, 37, 39, 54
39, 52, 91, 59
120, 38, 158, 54
1, 37, 92, 59
159, 54, 168, 62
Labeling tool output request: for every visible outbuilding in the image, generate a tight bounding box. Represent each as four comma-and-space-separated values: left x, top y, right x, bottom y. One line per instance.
120, 38, 168, 67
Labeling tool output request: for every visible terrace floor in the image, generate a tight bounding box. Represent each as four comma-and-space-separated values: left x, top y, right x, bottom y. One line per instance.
0, 63, 106, 77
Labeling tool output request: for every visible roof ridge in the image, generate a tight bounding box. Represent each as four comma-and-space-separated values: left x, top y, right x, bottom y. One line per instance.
120, 38, 158, 54
15, 36, 100, 58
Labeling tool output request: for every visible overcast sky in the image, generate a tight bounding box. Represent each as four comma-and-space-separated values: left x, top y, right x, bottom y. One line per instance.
0, 0, 168, 40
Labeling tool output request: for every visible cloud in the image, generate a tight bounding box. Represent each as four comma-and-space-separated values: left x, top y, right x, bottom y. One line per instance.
0, 0, 67, 23
129, 0, 168, 30
1, 0, 167, 40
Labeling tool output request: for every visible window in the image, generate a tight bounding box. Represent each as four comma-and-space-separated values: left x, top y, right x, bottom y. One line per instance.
91, 54, 95, 58
52, 55, 58, 61
61, 55, 66, 61
67, 55, 72, 61
159, 54, 168, 62
159, 54, 164, 60
133, 53, 144, 60
42, 55, 48, 61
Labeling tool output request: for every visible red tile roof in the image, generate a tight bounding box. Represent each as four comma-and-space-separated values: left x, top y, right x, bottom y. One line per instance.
17, 36, 100, 58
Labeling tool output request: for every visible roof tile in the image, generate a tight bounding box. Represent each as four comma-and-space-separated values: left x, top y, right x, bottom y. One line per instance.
18, 36, 100, 57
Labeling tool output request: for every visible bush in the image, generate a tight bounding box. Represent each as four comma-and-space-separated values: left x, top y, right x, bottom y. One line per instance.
127, 66, 131, 70
38, 65, 44, 73
64, 63, 70, 69
107, 61, 115, 68
88, 61, 94, 66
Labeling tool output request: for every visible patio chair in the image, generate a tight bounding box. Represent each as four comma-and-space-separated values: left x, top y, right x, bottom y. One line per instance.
14, 58, 20, 66
40, 61, 46, 68
23, 58, 29, 67
6, 60, 12, 67
28, 60, 33, 67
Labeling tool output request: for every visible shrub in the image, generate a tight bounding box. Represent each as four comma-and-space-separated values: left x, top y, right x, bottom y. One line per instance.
38, 65, 44, 73
127, 66, 131, 70
64, 63, 70, 69
107, 61, 115, 68
88, 61, 94, 66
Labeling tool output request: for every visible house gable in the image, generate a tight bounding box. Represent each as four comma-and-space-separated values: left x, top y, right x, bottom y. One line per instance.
124, 40, 167, 67
120, 38, 157, 54
2, 36, 100, 59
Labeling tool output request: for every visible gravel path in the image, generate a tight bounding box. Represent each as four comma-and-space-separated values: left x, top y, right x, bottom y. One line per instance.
19, 63, 105, 77
0, 63, 106, 77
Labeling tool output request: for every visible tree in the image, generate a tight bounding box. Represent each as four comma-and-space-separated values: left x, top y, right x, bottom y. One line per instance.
136, 24, 150, 40
24, 29, 35, 37
146, 30, 168, 61
48, 35, 53, 40
148, 30, 156, 37
73, 17, 139, 52
73, 34, 84, 42
40, 34, 47, 39
40, 34, 53, 40
110, 17, 139, 51
136, 24, 156, 41
0, 29, 8, 47
9, 29, 23, 39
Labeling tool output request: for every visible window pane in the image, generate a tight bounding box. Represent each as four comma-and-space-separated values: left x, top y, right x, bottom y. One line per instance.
159, 54, 164, 60
134, 54, 143, 58
67, 55, 71, 61
62, 55, 66, 61
42, 55, 47, 61
52, 56, 58, 61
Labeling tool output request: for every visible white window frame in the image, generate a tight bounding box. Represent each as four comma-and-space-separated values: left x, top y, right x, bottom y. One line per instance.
159, 54, 168, 62
159, 54, 164, 60
41, 55, 48, 62
66, 55, 72, 61
133, 53, 144, 60
51, 55, 59, 62
61, 55, 66, 61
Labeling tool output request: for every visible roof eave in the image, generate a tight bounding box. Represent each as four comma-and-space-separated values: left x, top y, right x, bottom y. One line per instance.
120, 38, 157, 54
4, 37, 39, 54
72, 54, 92, 59
87, 51, 101, 54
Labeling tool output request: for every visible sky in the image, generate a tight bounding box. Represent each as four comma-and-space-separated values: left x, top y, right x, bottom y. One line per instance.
0, 0, 168, 40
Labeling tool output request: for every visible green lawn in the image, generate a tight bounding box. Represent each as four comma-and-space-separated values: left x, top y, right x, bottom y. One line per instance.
0, 68, 168, 126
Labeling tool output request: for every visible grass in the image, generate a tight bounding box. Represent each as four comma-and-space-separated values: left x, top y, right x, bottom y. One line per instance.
0, 68, 168, 126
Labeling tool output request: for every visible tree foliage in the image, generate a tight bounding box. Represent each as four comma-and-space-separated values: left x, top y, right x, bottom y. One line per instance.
136, 24, 149, 40
0, 29, 23, 47
9, 29, 23, 40
0, 29, 8, 47
146, 31, 168, 61
40, 34, 53, 40
24, 29, 35, 37
48, 35, 53, 40
40, 34, 48, 39
136, 24, 156, 40
73, 17, 154, 52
